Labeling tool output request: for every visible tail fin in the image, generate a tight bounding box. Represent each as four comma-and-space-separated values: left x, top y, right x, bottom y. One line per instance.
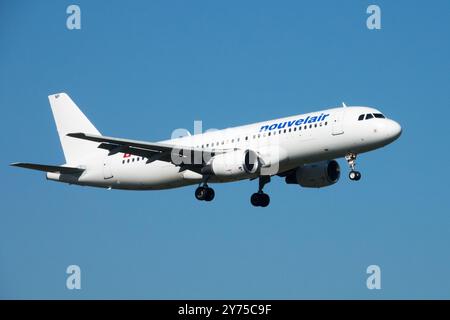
48, 93, 101, 164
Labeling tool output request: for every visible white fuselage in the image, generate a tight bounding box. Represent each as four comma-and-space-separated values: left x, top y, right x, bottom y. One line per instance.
47, 106, 402, 190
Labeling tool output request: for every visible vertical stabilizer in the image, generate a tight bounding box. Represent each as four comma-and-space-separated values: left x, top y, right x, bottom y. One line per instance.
48, 93, 101, 164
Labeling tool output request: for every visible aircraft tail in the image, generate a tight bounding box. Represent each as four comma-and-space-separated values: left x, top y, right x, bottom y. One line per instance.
48, 93, 102, 164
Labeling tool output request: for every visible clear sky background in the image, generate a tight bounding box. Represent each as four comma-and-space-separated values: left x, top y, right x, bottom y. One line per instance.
1, 0, 449, 299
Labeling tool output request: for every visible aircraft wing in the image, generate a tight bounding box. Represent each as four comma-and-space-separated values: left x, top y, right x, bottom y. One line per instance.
67, 132, 228, 166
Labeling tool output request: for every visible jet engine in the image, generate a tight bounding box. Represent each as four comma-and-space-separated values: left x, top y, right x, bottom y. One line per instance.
203, 149, 260, 177
285, 160, 340, 188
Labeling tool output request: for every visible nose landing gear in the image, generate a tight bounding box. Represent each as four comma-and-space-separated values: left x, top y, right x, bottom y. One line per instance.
345, 153, 361, 181
251, 176, 271, 207
349, 170, 361, 181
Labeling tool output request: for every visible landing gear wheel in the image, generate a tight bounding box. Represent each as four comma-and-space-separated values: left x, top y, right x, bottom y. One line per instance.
251, 193, 260, 206
195, 186, 215, 201
349, 171, 361, 181
260, 193, 270, 207
251, 192, 270, 207
195, 186, 206, 200
204, 187, 215, 201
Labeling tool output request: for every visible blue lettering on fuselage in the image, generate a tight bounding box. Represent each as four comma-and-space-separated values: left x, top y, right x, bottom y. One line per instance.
259, 113, 330, 132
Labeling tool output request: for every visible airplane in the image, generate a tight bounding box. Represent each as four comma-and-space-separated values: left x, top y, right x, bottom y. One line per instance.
11, 93, 402, 207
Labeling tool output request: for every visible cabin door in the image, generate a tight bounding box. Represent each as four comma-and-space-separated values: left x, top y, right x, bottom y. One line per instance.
331, 110, 345, 135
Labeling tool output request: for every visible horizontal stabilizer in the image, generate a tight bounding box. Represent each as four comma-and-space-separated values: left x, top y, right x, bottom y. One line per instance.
10, 162, 84, 174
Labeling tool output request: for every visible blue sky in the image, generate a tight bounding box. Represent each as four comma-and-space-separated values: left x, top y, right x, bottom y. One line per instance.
1, 0, 449, 299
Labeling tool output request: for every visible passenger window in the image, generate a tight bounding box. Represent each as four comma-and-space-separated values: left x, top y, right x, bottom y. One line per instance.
366, 114, 374, 120
268, 132, 271, 136
358, 114, 364, 121
294, 127, 297, 131
314, 124, 317, 128
374, 113, 385, 119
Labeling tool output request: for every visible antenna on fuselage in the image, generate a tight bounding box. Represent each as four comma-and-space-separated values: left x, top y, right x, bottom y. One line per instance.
342, 102, 347, 108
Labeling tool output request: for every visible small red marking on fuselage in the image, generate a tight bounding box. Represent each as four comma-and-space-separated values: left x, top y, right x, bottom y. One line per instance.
123, 153, 131, 158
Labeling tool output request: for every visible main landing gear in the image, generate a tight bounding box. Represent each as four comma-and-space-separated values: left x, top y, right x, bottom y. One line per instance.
345, 152, 361, 181
194, 175, 272, 206
195, 175, 215, 201
251, 176, 271, 207
195, 185, 215, 201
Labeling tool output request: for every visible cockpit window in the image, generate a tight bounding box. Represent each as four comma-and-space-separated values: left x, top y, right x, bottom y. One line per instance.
358, 114, 364, 121
373, 113, 385, 119
365, 113, 374, 120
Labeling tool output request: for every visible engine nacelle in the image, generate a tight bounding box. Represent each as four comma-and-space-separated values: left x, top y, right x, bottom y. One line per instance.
204, 149, 260, 177
285, 160, 340, 188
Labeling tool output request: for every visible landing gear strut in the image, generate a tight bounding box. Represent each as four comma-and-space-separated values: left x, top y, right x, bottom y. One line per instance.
345, 152, 361, 181
251, 176, 271, 207
195, 175, 215, 201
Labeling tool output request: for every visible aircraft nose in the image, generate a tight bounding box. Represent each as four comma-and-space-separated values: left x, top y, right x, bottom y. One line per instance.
386, 120, 402, 141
